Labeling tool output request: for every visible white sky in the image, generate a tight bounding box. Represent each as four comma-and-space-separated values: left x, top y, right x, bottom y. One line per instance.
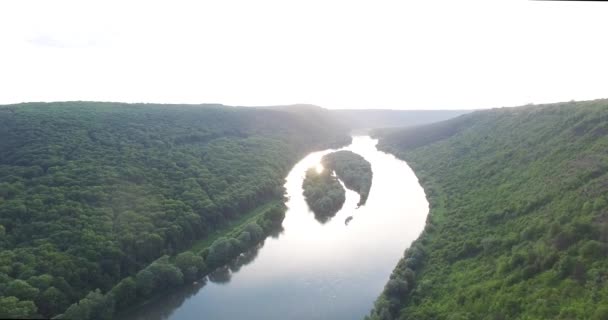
0, 0, 606, 110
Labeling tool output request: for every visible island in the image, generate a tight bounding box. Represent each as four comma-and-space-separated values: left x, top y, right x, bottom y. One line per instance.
322, 150, 373, 206
302, 167, 346, 222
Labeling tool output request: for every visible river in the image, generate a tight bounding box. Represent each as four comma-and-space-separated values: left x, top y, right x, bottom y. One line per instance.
120, 135, 429, 320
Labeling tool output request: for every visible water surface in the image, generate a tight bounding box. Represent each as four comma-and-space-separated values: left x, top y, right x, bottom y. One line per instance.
122, 136, 429, 320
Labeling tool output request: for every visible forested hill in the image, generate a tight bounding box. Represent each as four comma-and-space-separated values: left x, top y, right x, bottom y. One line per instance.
0, 101, 350, 318
369, 99, 608, 319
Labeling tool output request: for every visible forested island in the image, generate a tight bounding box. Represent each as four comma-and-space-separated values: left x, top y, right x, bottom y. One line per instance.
368, 99, 608, 319
302, 167, 346, 221
0, 102, 350, 319
322, 150, 373, 206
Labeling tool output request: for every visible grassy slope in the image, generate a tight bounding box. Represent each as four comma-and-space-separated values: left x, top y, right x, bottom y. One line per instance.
185, 200, 282, 254
370, 100, 608, 320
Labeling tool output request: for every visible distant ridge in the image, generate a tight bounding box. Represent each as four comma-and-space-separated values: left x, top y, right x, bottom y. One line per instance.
330, 109, 471, 131
261, 104, 471, 131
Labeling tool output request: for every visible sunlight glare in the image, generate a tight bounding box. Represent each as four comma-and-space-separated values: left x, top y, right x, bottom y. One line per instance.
315, 163, 324, 174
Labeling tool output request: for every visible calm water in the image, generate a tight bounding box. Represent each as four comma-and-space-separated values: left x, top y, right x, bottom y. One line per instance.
120, 136, 429, 320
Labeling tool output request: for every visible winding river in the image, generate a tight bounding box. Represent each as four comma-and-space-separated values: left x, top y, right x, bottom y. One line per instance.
120, 136, 429, 320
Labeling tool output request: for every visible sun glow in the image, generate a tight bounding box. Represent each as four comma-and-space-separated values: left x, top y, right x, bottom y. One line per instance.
315, 163, 324, 174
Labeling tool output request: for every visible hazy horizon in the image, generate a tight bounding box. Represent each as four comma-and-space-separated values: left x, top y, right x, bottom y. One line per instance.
0, 99, 601, 111
1, 0, 607, 110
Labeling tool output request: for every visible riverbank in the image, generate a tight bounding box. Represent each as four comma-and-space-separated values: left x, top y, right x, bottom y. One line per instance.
60, 198, 287, 320
185, 200, 283, 254
365, 160, 446, 319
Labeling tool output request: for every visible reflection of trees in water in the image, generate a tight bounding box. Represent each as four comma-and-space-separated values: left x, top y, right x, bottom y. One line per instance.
208, 265, 232, 284
229, 241, 263, 273
209, 241, 265, 283
345, 216, 353, 225
268, 225, 285, 238
117, 279, 207, 320
314, 214, 332, 224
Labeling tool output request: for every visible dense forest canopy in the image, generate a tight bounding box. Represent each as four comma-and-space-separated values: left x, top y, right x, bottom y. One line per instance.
0, 101, 350, 318
322, 150, 373, 206
302, 167, 346, 222
368, 99, 608, 319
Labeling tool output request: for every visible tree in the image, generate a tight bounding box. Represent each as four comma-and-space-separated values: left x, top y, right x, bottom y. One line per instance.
147, 257, 184, 290
0, 296, 37, 319
109, 277, 136, 310
206, 237, 237, 268
244, 222, 264, 242
62, 289, 114, 320
5, 279, 40, 301
135, 269, 155, 298
174, 252, 205, 282
385, 279, 409, 297
37, 286, 69, 317
26, 274, 54, 291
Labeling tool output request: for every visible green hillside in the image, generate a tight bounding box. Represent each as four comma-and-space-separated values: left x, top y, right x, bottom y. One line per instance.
369, 100, 608, 319
0, 102, 350, 318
